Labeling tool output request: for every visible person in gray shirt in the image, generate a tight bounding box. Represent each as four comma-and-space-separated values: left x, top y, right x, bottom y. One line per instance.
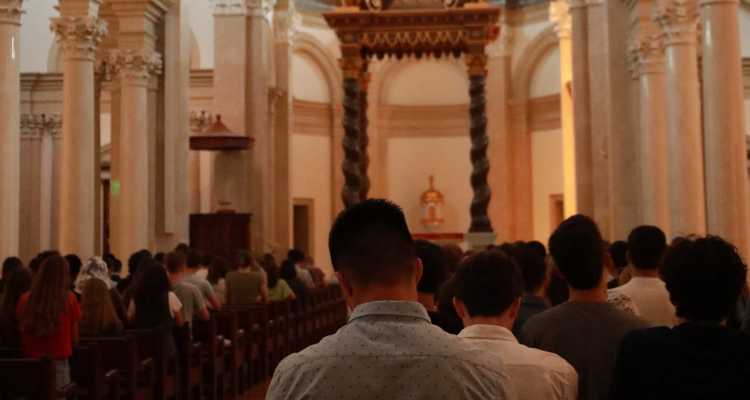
165, 251, 209, 324
520, 215, 648, 400
184, 249, 222, 310
267, 199, 517, 400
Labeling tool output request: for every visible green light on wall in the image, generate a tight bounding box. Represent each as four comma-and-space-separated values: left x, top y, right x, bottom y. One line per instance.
112, 182, 120, 196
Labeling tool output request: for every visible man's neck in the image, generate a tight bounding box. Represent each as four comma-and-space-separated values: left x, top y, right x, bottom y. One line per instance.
463, 315, 513, 331
417, 292, 436, 312
527, 287, 547, 298
185, 268, 197, 275
351, 285, 419, 309
568, 286, 608, 303
169, 273, 183, 283
631, 268, 660, 278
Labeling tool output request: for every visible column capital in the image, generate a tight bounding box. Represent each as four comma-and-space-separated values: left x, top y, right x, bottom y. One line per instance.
653, 0, 699, 46
339, 57, 363, 80
50, 16, 108, 61
0, 0, 24, 25
549, 0, 571, 39
629, 34, 666, 77
569, 0, 587, 10
486, 24, 513, 58
212, 0, 245, 16
110, 48, 162, 87
466, 53, 488, 77
246, 0, 273, 17
20, 114, 62, 138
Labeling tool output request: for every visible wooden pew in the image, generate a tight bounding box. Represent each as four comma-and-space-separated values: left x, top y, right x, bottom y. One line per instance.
80, 335, 155, 400
70, 343, 120, 400
248, 304, 269, 385
125, 329, 179, 400
213, 310, 247, 398
0, 355, 78, 400
226, 305, 263, 388
173, 324, 203, 400
290, 300, 307, 353
192, 314, 225, 400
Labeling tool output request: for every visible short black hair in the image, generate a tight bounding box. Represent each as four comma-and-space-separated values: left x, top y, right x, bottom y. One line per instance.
279, 259, 298, 280
128, 249, 152, 275
608, 241, 629, 270
186, 249, 203, 268
442, 244, 464, 275
514, 245, 548, 293
498, 243, 519, 259
328, 199, 416, 287
548, 214, 605, 290
65, 254, 82, 279
175, 243, 190, 255
454, 251, 523, 318
628, 226, 667, 271
415, 240, 449, 294
661, 236, 746, 324
287, 249, 305, 264
436, 278, 459, 318
164, 251, 186, 274
154, 252, 165, 263
524, 241, 547, 258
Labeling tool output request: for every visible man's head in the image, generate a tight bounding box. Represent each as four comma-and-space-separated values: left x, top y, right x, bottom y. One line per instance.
164, 251, 187, 276
524, 241, 547, 258
627, 226, 667, 271
453, 251, 524, 325
548, 215, 607, 291
415, 240, 449, 295
175, 243, 190, 255
608, 241, 629, 271
442, 244, 464, 276
288, 249, 305, 265
661, 236, 746, 324
186, 249, 203, 269
514, 245, 549, 295
329, 199, 421, 302
128, 249, 152, 277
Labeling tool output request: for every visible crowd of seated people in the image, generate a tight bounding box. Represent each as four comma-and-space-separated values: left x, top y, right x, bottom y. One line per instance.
2, 197, 750, 399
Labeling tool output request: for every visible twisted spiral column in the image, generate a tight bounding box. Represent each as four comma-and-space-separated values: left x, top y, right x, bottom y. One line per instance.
467, 53, 492, 233
358, 64, 371, 202
340, 57, 363, 209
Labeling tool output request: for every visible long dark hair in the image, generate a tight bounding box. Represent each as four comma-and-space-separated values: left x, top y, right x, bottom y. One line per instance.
0, 268, 34, 327
264, 258, 280, 289
279, 259, 298, 281
133, 261, 171, 311
207, 257, 229, 285
20, 255, 70, 337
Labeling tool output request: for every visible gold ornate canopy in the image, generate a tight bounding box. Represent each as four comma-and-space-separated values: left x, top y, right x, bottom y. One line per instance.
323, 1, 501, 233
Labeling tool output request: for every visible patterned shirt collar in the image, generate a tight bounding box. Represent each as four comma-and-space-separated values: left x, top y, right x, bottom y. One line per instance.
458, 324, 519, 343
349, 300, 431, 322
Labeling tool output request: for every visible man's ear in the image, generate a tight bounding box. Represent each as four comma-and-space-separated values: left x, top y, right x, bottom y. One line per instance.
508, 297, 522, 321
626, 251, 632, 266
604, 252, 614, 272
414, 258, 424, 286
337, 271, 353, 299
453, 297, 468, 320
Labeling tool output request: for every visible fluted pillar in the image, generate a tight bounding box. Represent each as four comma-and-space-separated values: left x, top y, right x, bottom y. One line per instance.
653, 0, 706, 237
631, 35, 670, 233
550, 0, 575, 218
0, 0, 22, 260
700, 0, 750, 256
111, 49, 162, 257
52, 13, 107, 260
568, 0, 594, 217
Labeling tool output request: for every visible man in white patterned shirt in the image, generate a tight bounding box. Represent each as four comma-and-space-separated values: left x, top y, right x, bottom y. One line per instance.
455, 251, 578, 400
267, 199, 517, 400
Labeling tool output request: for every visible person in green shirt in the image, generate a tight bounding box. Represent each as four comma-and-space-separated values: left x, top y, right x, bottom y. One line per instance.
225, 252, 268, 305
265, 260, 296, 303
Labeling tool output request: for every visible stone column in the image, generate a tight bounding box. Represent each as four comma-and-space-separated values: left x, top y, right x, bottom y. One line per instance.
466, 52, 493, 234
110, 49, 162, 257
653, 0, 706, 237
700, 0, 750, 256
569, 0, 594, 216
213, 0, 248, 213
0, 0, 22, 260
358, 62, 371, 201
51, 14, 107, 260
550, 0, 576, 218
485, 25, 515, 242
630, 35, 670, 233
272, 0, 294, 249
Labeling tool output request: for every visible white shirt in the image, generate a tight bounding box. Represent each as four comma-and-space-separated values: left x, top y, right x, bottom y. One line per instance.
294, 263, 316, 290
460, 324, 578, 400
267, 301, 517, 400
610, 276, 678, 328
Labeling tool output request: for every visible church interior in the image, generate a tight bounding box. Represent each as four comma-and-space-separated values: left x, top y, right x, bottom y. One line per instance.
2, 0, 750, 396
3, 0, 750, 276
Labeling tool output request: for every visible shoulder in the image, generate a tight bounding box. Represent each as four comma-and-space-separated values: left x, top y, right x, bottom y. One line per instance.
611, 306, 650, 329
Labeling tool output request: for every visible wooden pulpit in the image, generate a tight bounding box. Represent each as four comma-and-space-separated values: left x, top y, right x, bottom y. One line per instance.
189, 213, 252, 262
